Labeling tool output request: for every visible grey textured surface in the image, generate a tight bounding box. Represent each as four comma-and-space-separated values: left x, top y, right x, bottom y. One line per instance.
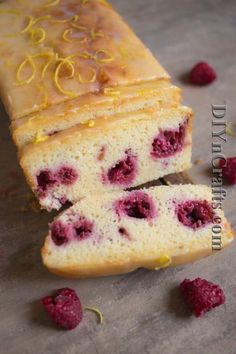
0, 0, 236, 353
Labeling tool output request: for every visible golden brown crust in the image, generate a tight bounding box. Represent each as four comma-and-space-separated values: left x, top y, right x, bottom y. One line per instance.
0, 0, 169, 120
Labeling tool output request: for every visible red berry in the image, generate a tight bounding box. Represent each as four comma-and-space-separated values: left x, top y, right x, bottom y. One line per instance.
180, 278, 225, 317
176, 200, 214, 230
151, 120, 187, 159
115, 191, 156, 220
219, 157, 236, 185
42, 288, 83, 330
106, 150, 137, 186
189, 62, 216, 85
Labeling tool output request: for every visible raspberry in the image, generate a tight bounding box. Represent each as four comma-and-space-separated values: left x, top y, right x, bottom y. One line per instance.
115, 191, 156, 219
189, 62, 216, 85
74, 217, 93, 240
42, 288, 83, 330
50, 221, 73, 246
219, 157, 236, 185
151, 121, 187, 159
37, 170, 56, 192
56, 166, 78, 185
107, 150, 137, 186
176, 200, 214, 229
180, 278, 225, 317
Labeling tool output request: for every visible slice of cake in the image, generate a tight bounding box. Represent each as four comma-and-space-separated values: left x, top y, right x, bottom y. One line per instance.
11, 81, 181, 148
42, 185, 234, 277
20, 106, 193, 210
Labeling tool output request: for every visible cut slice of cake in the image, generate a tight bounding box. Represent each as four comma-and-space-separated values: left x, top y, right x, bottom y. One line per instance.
42, 185, 234, 277
0, 0, 169, 124
11, 81, 181, 149
20, 106, 193, 210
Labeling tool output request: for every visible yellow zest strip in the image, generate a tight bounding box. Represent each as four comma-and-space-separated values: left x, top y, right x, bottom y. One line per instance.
103, 87, 120, 97
62, 29, 87, 43
42, 55, 55, 78
69, 52, 94, 60
0, 9, 22, 15
43, 0, 61, 7
71, 22, 88, 31
54, 60, 77, 97
81, 0, 89, 5
50, 17, 68, 24
37, 83, 48, 109
95, 49, 114, 63
55, 54, 75, 78
71, 15, 79, 23
33, 15, 51, 25
33, 131, 48, 144
90, 29, 104, 40
29, 27, 46, 45
15, 56, 36, 85
87, 120, 95, 127
31, 52, 55, 78
21, 16, 35, 34
85, 307, 103, 324
226, 122, 236, 137
78, 67, 96, 83
154, 255, 171, 270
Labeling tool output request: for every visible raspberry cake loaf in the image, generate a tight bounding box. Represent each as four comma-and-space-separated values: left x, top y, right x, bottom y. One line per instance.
42, 185, 234, 277
20, 106, 192, 210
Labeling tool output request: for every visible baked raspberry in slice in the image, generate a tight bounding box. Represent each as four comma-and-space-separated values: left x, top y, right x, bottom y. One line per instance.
180, 278, 225, 317
42, 288, 83, 330
115, 190, 156, 219
219, 157, 236, 185
151, 120, 187, 159
106, 150, 137, 186
56, 166, 78, 185
50, 215, 94, 246
176, 200, 214, 229
50, 221, 73, 246
42, 185, 234, 278
36, 170, 57, 193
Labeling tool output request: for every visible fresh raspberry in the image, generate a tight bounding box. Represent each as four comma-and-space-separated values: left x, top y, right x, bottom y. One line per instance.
151, 120, 187, 159
42, 288, 83, 330
219, 157, 236, 185
189, 62, 216, 85
180, 278, 225, 317
115, 191, 156, 219
176, 200, 214, 229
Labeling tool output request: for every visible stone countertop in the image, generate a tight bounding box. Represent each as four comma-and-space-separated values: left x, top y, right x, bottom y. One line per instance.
0, 1, 236, 353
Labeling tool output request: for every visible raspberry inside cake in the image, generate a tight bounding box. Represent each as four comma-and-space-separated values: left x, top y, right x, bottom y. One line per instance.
20, 106, 192, 210
42, 185, 234, 277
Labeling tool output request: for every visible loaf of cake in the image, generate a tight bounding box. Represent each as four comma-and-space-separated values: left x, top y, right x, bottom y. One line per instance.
20, 106, 193, 210
42, 185, 234, 277
0, 0, 176, 150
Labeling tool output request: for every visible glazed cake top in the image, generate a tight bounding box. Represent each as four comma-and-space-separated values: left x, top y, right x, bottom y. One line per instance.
0, 0, 169, 120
